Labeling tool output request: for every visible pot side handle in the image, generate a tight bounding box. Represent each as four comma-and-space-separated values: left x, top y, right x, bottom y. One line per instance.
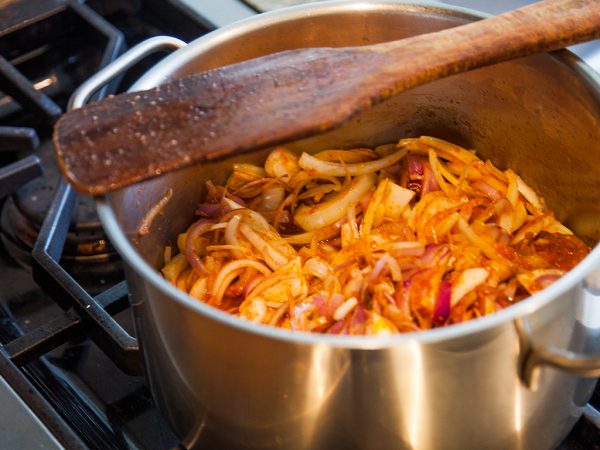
57, 37, 186, 376
517, 278, 600, 390
68, 36, 187, 111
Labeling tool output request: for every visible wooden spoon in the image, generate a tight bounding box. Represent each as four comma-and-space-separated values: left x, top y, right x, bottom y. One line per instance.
54, 0, 600, 195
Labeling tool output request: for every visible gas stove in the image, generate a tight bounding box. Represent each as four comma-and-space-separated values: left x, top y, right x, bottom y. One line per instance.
0, 1, 599, 449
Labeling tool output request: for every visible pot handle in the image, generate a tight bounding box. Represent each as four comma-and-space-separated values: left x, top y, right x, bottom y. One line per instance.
68, 36, 187, 111
517, 277, 600, 389
56, 36, 186, 376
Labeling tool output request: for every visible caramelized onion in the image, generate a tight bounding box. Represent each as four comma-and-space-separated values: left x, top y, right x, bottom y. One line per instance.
184, 219, 215, 276
161, 137, 589, 335
298, 148, 406, 177
294, 173, 375, 231
433, 281, 451, 324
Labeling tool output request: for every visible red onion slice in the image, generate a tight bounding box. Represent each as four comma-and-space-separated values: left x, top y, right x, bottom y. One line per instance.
184, 219, 215, 276
196, 202, 221, 218
433, 280, 451, 325
407, 154, 425, 178
422, 161, 440, 195
472, 180, 502, 201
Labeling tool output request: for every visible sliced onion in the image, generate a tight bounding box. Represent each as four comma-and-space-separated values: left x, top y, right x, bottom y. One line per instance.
505, 169, 519, 207
457, 217, 498, 260
161, 253, 188, 284
472, 180, 501, 201
408, 153, 424, 178
368, 254, 402, 284
313, 293, 344, 319
291, 302, 315, 331
225, 214, 242, 252
334, 259, 356, 272
184, 219, 215, 276
264, 147, 300, 180
298, 148, 407, 177
409, 136, 479, 164
257, 185, 285, 211
351, 305, 367, 330
535, 273, 562, 287
189, 277, 208, 301
517, 269, 564, 294
313, 295, 328, 317
314, 148, 377, 162
515, 173, 545, 211
333, 297, 358, 321
212, 259, 271, 305
384, 181, 414, 219
223, 197, 277, 238
433, 280, 451, 324
366, 312, 397, 335
421, 244, 447, 265
227, 164, 267, 198
242, 274, 265, 298
361, 177, 388, 235
294, 173, 376, 231
196, 202, 221, 218
239, 297, 267, 323
422, 161, 441, 195
427, 149, 453, 196
511, 215, 552, 245
451, 268, 489, 306
239, 223, 288, 269
387, 241, 425, 257
245, 274, 298, 303
327, 321, 345, 334
303, 257, 330, 279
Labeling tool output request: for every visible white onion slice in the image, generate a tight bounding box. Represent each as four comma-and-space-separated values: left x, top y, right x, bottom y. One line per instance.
239, 223, 288, 269
333, 297, 358, 321
294, 173, 376, 231
384, 181, 414, 219
264, 147, 300, 180
515, 174, 545, 211
298, 148, 406, 177
212, 259, 272, 305
451, 268, 489, 306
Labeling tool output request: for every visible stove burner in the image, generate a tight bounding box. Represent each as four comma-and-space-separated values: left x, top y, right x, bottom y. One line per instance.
0, 147, 123, 292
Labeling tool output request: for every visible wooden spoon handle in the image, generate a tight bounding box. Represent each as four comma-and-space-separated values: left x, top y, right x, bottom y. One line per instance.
372, 0, 600, 94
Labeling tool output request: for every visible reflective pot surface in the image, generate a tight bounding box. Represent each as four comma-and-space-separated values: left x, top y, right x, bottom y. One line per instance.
96, 2, 600, 449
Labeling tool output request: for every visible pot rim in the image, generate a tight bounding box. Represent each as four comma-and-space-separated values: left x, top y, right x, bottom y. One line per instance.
97, 0, 600, 348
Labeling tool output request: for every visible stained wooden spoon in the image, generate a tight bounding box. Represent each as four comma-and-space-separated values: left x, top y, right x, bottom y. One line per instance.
54, 0, 600, 195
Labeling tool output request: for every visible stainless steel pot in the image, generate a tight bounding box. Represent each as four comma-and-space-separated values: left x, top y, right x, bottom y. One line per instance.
71, 2, 600, 449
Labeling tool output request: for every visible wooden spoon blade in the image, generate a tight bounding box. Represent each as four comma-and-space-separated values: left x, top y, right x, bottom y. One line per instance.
53, 47, 378, 195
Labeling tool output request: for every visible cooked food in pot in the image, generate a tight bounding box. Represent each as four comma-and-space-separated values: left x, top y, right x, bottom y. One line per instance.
160, 136, 590, 334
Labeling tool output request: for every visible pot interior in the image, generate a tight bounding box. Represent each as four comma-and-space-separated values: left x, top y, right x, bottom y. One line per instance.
105, 1, 600, 282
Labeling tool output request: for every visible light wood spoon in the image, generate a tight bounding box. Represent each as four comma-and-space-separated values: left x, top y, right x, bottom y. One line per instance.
54, 0, 600, 195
